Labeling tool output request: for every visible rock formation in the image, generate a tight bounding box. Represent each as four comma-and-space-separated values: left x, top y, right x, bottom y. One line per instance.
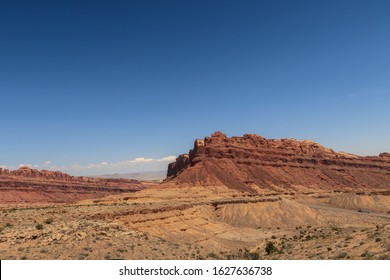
166, 131, 390, 193
0, 167, 145, 204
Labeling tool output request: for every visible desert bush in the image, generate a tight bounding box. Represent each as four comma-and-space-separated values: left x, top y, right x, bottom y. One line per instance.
226, 248, 261, 260
265, 241, 278, 255
79, 253, 89, 260
305, 235, 313, 241
330, 225, 340, 232
207, 252, 219, 259
44, 218, 54, 224
378, 254, 389, 260
335, 252, 349, 259
361, 251, 373, 259
241, 248, 261, 260
35, 223, 44, 230
245, 251, 260, 260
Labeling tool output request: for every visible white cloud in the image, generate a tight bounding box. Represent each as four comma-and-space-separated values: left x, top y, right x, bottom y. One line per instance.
44, 161, 52, 165
160, 155, 176, 161
133, 157, 153, 163
18, 163, 39, 168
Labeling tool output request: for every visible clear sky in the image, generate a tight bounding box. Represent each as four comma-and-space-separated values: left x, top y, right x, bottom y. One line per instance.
1, 0, 389, 175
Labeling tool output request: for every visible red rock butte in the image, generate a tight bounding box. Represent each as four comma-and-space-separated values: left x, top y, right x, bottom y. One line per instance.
166, 131, 390, 194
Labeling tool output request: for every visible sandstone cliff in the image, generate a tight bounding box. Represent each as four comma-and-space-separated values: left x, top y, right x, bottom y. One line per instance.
166, 131, 390, 193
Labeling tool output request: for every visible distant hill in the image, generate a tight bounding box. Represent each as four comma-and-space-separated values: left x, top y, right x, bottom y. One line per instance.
0, 167, 145, 204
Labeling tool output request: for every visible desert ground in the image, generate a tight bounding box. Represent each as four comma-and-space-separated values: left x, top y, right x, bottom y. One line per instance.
1, 187, 390, 260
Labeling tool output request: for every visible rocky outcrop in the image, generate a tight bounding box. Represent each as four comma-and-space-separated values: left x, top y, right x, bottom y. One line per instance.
379, 152, 390, 158
166, 131, 390, 193
0, 167, 145, 204
167, 154, 190, 177
1, 166, 74, 181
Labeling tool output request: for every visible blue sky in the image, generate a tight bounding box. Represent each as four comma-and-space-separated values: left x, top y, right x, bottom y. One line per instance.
1, 0, 389, 175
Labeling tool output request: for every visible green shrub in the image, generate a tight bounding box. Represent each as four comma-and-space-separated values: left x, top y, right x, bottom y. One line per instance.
35, 223, 44, 230
265, 241, 278, 255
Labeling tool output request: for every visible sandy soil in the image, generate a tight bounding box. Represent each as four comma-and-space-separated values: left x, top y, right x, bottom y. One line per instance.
1, 190, 390, 260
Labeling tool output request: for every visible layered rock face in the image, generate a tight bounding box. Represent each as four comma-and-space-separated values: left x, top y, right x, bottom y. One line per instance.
166, 131, 390, 193
0, 167, 145, 204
